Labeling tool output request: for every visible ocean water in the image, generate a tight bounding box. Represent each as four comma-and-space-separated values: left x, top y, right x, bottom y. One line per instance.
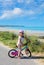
0, 25, 44, 31
4, 26, 44, 31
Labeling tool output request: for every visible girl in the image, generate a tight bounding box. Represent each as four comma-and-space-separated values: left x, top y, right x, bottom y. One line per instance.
17, 30, 24, 58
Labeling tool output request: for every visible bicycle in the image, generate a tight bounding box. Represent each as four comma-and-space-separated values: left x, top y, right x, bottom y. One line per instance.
8, 41, 32, 58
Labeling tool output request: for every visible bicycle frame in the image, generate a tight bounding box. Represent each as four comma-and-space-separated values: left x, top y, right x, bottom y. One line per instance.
8, 41, 32, 58
21, 46, 28, 51
16, 45, 28, 51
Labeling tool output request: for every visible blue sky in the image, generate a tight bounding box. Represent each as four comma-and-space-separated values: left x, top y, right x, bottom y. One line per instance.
0, 0, 44, 30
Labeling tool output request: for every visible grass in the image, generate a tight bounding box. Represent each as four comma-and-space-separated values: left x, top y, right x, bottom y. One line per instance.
0, 31, 44, 52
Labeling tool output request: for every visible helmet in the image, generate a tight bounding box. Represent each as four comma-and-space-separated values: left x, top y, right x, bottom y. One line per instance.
19, 30, 24, 33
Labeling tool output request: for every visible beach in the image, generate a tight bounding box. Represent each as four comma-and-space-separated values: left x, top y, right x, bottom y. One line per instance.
0, 27, 44, 36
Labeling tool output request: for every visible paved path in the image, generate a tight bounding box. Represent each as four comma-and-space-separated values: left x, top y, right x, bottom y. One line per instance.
0, 44, 39, 65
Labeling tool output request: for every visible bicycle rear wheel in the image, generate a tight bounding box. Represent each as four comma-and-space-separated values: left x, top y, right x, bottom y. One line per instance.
8, 49, 18, 58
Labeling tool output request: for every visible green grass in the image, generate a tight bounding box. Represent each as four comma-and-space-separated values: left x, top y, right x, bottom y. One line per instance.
0, 31, 44, 52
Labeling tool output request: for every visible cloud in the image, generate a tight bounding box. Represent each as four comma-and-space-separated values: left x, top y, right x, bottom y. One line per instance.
0, 0, 15, 10
17, 0, 44, 15
3, 0, 13, 5
13, 8, 23, 15
17, 0, 24, 3
26, 0, 31, 4
0, 0, 44, 19
17, 0, 31, 4
40, 3, 44, 8
0, 0, 13, 4
0, 7, 35, 19
0, 13, 8, 19
34, 3, 44, 15
27, 10, 34, 15
0, 8, 23, 19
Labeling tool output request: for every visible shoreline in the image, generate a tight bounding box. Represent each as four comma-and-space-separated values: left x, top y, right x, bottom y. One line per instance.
0, 27, 44, 32
0, 27, 44, 36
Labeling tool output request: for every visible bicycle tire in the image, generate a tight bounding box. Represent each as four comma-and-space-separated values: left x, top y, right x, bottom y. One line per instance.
25, 49, 32, 57
8, 49, 17, 58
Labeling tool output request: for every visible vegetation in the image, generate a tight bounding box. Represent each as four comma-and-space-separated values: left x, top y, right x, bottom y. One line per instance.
0, 31, 44, 52
39, 36, 44, 39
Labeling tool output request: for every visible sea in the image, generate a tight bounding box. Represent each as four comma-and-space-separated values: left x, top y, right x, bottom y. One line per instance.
0, 25, 44, 31
5, 26, 44, 31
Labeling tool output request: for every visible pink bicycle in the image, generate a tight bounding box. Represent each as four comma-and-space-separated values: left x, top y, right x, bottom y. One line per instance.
8, 41, 31, 58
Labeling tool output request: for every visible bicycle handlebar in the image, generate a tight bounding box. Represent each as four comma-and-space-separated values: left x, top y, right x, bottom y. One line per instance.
24, 40, 31, 46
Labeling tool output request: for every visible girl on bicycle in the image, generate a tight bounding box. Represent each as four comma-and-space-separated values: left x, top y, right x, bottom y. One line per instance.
17, 30, 24, 58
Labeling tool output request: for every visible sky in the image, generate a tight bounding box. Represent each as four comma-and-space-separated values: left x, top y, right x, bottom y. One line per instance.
0, 0, 44, 30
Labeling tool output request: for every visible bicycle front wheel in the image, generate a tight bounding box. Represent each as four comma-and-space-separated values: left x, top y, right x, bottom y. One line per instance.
25, 49, 32, 57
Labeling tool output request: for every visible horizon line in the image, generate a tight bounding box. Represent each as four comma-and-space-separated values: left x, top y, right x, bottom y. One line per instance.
0, 25, 44, 28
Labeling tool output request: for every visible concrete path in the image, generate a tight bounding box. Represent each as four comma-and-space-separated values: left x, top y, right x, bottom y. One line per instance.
0, 44, 39, 65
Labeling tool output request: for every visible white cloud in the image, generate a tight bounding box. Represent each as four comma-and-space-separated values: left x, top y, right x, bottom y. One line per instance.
17, 0, 32, 4
17, 0, 24, 3
40, 3, 44, 8
0, 0, 14, 9
2, 0, 13, 6
0, 0, 12, 2
0, 0, 44, 20
13, 8, 23, 15
0, 8, 23, 19
27, 10, 34, 15
0, 13, 8, 19
35, 3, 44, 15
26, 0, 31, 4
0, 8, 35, 19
